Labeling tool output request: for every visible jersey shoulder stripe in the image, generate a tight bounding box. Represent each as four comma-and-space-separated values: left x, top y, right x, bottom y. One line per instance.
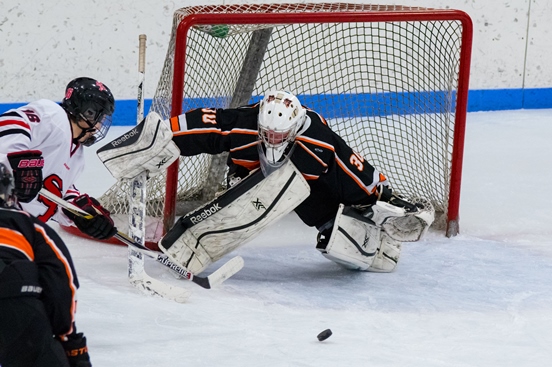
0, 128, 31, 140
230, 140, 259, 152
296, 135, 335, 152
0, 227, 35, 260
296, 141, 328, 169
0, 111, 32, 140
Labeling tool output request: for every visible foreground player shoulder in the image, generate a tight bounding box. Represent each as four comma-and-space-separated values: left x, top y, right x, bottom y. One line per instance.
0, 207, 35, 238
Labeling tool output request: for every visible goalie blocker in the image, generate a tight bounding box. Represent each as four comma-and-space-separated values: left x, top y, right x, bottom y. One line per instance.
159, 160, 310, 274
96, 111, 180, 180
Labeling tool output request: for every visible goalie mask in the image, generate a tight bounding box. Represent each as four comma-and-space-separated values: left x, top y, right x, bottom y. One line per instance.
61, 77, 115, 146
0, 163, 16, 208
257, 91, 308, 173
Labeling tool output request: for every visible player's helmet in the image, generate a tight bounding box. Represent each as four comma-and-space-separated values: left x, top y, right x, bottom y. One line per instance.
0, 163, 15, 208
61, 77, 115, 146
258, 90, 307, 165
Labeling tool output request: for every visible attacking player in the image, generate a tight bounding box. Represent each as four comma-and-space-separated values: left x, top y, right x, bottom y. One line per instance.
0, 77, 117, 241
98, 90, 434, 275
0, 163, 92, 367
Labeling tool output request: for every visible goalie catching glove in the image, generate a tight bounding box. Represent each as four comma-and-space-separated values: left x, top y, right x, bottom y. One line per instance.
62, 194, 117, 240
363, 185, 435, 242
96, 111, 180, 180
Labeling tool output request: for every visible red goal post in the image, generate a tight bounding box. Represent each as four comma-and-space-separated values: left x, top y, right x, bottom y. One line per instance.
98, 3, 473, 242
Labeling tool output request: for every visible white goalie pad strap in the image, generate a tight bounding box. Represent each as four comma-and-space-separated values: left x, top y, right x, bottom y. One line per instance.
96, 111, 180, 180
159, 161, 310, 274
319, 205, 381, 271
367, 232, 402, 273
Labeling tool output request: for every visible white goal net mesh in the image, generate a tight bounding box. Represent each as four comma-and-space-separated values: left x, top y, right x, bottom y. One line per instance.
99, 3, 471, 237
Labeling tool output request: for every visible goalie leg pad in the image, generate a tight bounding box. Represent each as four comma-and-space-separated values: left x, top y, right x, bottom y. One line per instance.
97, 111, 180, 180
159, 161, 310, 274
317, 205, 380, 271
367, 232, 402, 272
317, 205, 402, 272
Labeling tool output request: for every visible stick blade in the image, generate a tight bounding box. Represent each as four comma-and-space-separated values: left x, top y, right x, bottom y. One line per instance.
130, 274, 191, 303
207, 256, 244, 288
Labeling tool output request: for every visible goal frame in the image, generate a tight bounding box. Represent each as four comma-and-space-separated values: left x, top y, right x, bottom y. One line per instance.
163, 5, 473, 237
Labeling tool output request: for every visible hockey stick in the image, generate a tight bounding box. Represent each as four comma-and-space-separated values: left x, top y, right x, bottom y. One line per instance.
39, 188, 244, 290
127, 33, 149, 293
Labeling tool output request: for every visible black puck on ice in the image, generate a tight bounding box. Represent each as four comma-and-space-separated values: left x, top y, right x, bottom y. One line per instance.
317, 329, 332, 341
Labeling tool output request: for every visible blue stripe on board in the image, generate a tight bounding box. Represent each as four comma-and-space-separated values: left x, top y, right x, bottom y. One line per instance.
183, 91, 456, 118
2, 88, 551, 125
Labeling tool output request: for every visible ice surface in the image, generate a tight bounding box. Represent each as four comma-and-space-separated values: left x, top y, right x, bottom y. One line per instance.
52, 109, 552, 366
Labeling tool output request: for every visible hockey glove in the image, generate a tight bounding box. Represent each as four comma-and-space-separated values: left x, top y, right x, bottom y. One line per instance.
59, 332, 92, 367
63, 194, 117, 240
7, 150, 44, 203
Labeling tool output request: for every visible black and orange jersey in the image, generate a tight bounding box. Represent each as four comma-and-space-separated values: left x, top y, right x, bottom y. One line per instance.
170, 104, 389, 228
0, 206, 78, 337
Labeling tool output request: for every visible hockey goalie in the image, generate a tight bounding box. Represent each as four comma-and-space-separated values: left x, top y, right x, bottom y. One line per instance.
98, 90, 435, 275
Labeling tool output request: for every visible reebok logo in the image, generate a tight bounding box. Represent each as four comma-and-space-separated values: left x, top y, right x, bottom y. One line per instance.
189, 203, 221, 225
110, 129, 139, 147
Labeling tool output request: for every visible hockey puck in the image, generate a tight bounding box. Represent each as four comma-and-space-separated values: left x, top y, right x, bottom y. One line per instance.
317, 329, 332, 341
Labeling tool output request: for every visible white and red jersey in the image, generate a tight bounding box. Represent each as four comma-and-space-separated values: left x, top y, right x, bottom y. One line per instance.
0, 99, 84, 225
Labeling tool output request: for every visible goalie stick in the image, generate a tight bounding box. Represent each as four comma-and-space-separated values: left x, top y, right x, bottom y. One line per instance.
128, 34, 151, 296
39, 188, 245, 290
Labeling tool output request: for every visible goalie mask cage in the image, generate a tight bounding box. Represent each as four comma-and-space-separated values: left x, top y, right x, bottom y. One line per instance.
99, 3, 472, 241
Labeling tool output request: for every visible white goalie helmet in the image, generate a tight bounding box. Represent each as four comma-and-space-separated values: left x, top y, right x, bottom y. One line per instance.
258, 90, 308, 165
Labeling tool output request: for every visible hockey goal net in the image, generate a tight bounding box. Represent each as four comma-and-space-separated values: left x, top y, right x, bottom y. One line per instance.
98, 3, 472, 242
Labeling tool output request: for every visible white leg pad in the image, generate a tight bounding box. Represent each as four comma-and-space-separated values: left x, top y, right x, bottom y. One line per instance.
318, 205, 402, 272
159, 161, 310, 274
317, 205, 374, 270
367, 232, 402, 272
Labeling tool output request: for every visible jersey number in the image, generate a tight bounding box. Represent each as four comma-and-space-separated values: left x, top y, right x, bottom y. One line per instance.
21, 109, 41, 123
37, 175, 63, 222
350, 152, 364, 171
201, 109, 217, 125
